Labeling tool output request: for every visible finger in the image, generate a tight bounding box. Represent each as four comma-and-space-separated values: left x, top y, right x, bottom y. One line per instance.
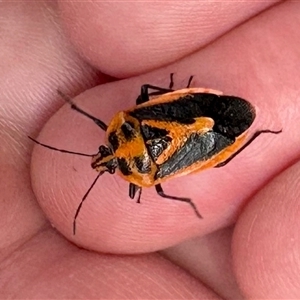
164, 227, 244, 299
57, 1, 280, 76
0, 1, 109, 256
232, 160, 300, 298
0, 230, 221, 299
30, 1, 300, 254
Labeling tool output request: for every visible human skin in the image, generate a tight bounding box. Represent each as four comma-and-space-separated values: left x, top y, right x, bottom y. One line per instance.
1, 1, 300, 299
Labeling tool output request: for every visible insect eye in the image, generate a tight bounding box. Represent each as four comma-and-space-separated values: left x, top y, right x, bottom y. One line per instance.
98, 145, 112, 158
99, 145, 106, 152
108, 168, 115, 174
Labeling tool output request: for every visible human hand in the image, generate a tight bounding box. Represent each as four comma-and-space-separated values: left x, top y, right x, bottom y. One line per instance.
1, 1, 299, 298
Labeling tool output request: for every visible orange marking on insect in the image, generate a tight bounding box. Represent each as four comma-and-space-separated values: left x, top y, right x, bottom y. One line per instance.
28, 74, 282, 235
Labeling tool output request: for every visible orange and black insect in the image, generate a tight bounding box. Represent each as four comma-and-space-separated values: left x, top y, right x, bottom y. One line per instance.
29, 74, 281, 234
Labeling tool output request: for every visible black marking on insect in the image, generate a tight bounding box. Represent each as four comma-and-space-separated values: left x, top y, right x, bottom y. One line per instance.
28, 74, 282, 235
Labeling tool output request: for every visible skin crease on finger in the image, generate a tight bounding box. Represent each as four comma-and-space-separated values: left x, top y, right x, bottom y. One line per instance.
31, 1, 300, 255
1, 1, 300, 299
57, 0, 282, 77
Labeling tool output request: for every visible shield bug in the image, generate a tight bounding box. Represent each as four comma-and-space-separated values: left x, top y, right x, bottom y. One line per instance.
29, 74, 282, 234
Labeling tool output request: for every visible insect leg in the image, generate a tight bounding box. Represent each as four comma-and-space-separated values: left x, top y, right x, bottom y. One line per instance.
186, 75, 194, 88
129, 183, 142, 203
155, 184, 202, 218
135, 73, 193, 105
136, 73, 175, 105
168, 73, 174, 89
136, 84, 174, 105
215, 129, 283, 168
57, 90, 108, 131
170, 73, 194, 89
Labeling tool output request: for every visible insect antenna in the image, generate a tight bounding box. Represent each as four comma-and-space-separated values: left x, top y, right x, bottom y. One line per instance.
73, 171, 104, 235
57, 90, 108, 132
28, 136, 96, 157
